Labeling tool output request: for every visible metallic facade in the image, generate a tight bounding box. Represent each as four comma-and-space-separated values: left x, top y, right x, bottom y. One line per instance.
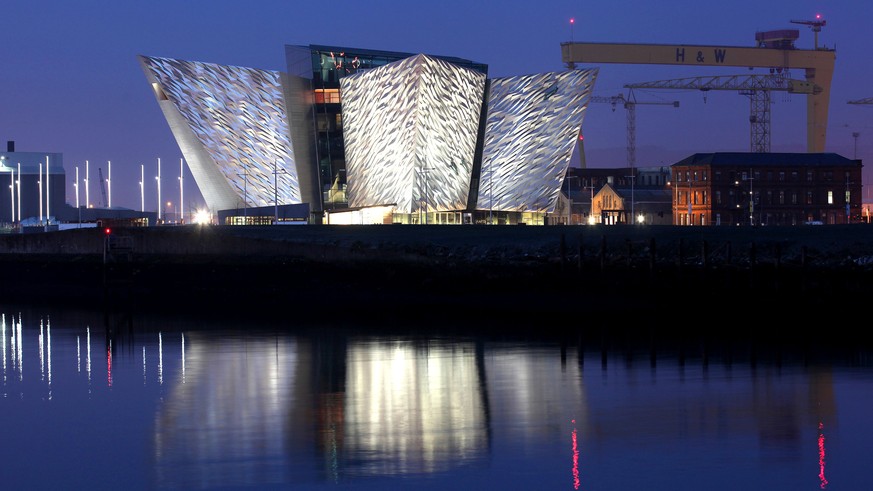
140, 47, 598, 220
139, 56, 301, 212
478, 69, 597, 213
340, 54, 486, 214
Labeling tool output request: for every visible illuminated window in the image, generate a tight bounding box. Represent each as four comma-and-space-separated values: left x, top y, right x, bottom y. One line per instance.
314, 89, 341, 104
827, 191, 833, 204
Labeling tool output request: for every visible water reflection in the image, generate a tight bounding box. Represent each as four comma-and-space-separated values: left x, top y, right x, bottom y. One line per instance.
0, 308, 870, 490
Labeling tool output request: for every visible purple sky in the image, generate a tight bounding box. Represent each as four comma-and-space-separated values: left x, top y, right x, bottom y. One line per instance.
1, 1, 871, 211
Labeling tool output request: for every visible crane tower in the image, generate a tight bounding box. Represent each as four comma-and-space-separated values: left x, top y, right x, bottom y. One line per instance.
589, 92, 679, 167
624, 74, 820, 153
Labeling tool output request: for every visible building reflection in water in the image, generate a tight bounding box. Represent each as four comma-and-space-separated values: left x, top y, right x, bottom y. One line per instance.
343, 340, 489, 477
0, 313, 849, 489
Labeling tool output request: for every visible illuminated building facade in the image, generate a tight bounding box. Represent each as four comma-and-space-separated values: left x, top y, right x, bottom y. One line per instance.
140, 45, 597, 224
671, 152, 863, 226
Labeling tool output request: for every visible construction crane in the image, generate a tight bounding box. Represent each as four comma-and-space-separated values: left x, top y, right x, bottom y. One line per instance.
589, 91, 679, 167
561, 20, 835, 153
98, 167, 108, 208
848, 98, 873, 105
623, 74, 821, 153
790, 15, 826, 50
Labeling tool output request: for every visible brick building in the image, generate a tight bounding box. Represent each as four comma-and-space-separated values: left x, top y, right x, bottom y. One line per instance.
670, 152, 862, 226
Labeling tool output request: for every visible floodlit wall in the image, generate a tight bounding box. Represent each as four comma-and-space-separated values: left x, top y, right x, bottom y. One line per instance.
478, 68, 597, 213
340, 54, 486, 214
139, 56, 301, 212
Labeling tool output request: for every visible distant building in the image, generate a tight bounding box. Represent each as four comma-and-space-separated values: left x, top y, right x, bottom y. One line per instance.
670, 152, 863, 226
0, 141, 64, 227
555, 166, 671, 225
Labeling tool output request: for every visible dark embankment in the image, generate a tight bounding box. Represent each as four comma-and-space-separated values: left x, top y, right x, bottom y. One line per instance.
0, 224, 871, 340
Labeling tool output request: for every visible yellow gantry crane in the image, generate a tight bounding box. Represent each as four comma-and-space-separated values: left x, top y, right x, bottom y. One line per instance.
562, 19, 835, 153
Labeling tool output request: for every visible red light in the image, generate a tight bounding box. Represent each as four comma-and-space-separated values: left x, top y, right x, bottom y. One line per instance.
578, 134, 584, 141
104, 227, 112, 235
570, 18, 575, 24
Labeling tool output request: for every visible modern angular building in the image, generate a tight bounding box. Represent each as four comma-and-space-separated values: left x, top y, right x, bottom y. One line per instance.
139, 45, 597, 225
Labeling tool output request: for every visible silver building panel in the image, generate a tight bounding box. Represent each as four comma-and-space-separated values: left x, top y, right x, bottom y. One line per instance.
479, 68, 597, 213
139, 56, 301, 212
340, 54, 485, 214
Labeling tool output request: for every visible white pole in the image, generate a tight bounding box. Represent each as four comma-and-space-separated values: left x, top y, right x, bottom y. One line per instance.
16, 163, 20, 222
156, 158, 161, 222
75, 166, 80, 227
107, 160, 111, 208
140, 164, 144, 212
179, 158, 184, 224
38, 163, 43, 224
85, 160, 90, 209
46, 156, 49, 223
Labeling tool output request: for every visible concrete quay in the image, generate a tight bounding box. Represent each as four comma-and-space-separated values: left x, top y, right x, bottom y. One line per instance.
0, 224, 871, 332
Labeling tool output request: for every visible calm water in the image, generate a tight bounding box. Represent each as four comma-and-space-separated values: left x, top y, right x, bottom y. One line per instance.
1, 306, 871, 491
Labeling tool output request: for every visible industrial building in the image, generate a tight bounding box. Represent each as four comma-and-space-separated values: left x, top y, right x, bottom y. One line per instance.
139, 45, 597, 225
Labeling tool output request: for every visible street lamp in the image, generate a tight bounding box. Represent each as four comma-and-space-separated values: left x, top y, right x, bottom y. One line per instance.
16, 163, 20, 222
139, 164, 144, 213
38, 162, 43, 224
84, 160, 90, 209
166, 201, 173, 223
156, 158, 162, 222
179, 158, 184, 224
107, 160, 112, 209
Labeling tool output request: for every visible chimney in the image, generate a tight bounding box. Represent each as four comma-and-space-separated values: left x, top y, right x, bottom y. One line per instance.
6, 141, 13, 152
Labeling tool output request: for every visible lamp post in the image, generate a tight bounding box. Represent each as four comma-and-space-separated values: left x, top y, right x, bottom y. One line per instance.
179, 158, 184, 224
16, 163, 20, 222
139, 164, 144, 213
106, 160, 111, 209
156, 158, 162, 222
46, 156, 50, 224
84, 160, 90, 209
166, 201, 173, 223
38, 163, 43, 224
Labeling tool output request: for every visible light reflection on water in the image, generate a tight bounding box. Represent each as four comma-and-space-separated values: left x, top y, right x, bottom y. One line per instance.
0, 308, 872, 490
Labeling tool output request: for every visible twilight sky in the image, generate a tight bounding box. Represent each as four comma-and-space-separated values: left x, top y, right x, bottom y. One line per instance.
1, 0, 871, 212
